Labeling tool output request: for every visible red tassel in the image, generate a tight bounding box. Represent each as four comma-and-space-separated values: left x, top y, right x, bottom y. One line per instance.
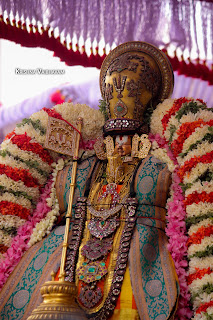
186, 58, 196, 78
4, 18, 16, 42
21, 22, 33, 47
88, 47, 96, 67
178, 55, 187, 76
64, 43, 82, 66
39, 27, 49, 48
53, 36, 65, 61
208, 65, 213, 85
200, 60, 210, 81
169, 50, 180, 71
75, 45, 87, 67
93, 46, 103, 69
102, 47, 107, 61
56, 40, 70, 64
194, 58, 203, 79
65, 42, 77, 66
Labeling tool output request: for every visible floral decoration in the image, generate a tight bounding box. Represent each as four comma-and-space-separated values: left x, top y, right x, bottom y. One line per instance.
150, 97, 213, 320
0, 98, 212, 320
0, 102, 104, 288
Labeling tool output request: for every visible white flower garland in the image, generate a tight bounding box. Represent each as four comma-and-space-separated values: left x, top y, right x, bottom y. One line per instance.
0, 215, 25, 230
14, 125, 46, 145
0, 192, 32, 210
28, 158, 65, 247
180, 142, 212, 164
0, 154, 46, 185
150, 147, 175, 172
185, 181, 212, 197
181, 125, 211, 155
0, 174, 40, 199
150, 98, 174, 135
188, 235, 213, 256
183, 163, 213, 184
1, 141, 52, 173
186, 202, 212, 218
189, 273, 213, 294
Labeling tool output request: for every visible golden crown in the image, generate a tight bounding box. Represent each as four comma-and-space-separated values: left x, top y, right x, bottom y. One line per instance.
100, 41, 174, 135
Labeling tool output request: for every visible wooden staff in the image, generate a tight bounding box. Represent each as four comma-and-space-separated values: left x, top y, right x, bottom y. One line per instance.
59, 117, 83, 282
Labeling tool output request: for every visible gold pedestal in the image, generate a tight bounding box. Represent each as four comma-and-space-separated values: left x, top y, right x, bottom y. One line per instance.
27, 280, 86, 320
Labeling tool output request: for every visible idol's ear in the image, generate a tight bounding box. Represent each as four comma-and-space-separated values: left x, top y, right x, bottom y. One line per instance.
138, 134, 152, 159
131, 133, 151, 159
104, 136, 115, 157
94, 136, 107, 160
131, 134, 140, 157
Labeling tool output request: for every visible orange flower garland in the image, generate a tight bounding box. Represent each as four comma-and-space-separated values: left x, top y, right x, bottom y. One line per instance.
196, 301, 213, 315
0, 102, 104, 277
184, 191, 213, 208
9, 133, 53, 165
187, 268, 212, 285
0, 164, 40, 188
0, 201, 30, 220
162, 97, 190, 132
178, 151, 213, 182
171, 119, 213, 157
150, 97, 213, 320
187, 225, 213, 247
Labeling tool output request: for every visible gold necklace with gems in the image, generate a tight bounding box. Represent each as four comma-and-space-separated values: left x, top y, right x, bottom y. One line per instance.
76, 159, 139, 313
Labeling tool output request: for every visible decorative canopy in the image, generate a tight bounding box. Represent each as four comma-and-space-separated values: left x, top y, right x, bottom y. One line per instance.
0, 0, 212, 136
0, 0, 212, 75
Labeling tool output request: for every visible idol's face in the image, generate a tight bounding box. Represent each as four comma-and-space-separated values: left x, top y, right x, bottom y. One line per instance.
114, 135, 132, 157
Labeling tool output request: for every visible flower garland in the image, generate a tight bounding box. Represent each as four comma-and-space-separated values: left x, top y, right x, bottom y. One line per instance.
0, 98, 212, 320
150, 130, 192, 319
150, 97, 213, 320
0, 102, 104, 288
0, 175, 53, 288
27, 158, 65, 247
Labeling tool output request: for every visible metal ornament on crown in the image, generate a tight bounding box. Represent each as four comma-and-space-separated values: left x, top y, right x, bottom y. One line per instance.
100, 41, 174, 136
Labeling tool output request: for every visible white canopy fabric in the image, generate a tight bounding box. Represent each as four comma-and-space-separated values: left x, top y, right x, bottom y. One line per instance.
0, 0, 212, 60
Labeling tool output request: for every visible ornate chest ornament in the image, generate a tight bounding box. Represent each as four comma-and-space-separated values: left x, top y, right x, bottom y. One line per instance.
78, 284, 102, 309
91, 197, 138, 320
87, 195, 127, 220
88, 216, 120, 239
98, 183, 120, 207
81, 238, 113, 261
77, 261, 107, 283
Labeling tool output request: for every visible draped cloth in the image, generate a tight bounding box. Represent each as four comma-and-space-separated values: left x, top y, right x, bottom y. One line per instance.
0, 0, 212, 136
0, 0, 212, 61
0, 155, 179, 319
